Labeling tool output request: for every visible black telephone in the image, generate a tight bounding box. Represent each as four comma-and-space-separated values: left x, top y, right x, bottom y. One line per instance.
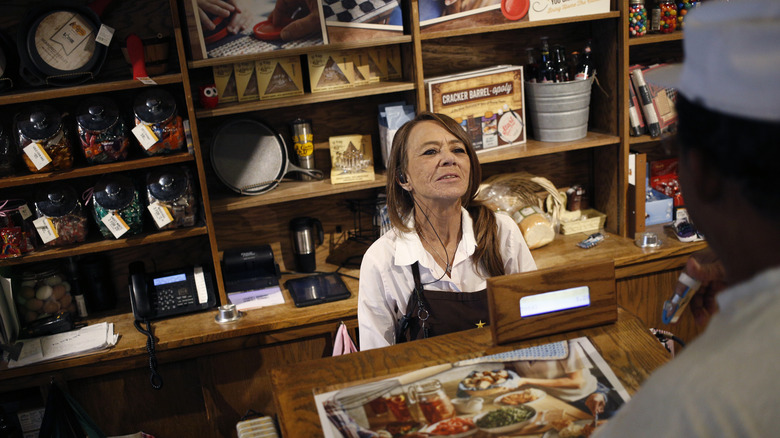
129, 261, 217, 390
129, 261, 217, 321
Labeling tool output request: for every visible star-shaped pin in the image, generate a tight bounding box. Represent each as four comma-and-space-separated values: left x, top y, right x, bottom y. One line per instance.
475, 320, 486, 328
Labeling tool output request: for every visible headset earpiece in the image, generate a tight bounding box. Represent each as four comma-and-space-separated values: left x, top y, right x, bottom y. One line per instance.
397, 172, 407, 184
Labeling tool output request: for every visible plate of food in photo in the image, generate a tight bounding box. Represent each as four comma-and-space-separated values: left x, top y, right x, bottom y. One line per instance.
458, 369, 520, 397
494, 388, 547, 406
473, 405, 537, 434
422, 416, 478, 437
542, 419, 600, 438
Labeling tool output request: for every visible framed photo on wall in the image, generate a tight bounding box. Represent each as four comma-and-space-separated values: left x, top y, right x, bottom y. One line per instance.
182, 0, 328, 60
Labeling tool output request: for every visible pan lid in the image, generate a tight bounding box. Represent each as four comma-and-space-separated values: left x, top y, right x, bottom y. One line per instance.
210, 119, 288, 195
77, 96, 120, 132
134, 88, 177, 124
147, 166, 189, 201
18, 105, 62, 141
94, 174, 136, 210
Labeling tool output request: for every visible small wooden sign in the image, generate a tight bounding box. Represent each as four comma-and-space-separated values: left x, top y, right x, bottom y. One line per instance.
487, 259, 616, 345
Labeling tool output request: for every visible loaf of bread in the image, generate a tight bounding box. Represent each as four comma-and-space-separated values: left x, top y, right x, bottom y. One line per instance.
512, 205, 555, 249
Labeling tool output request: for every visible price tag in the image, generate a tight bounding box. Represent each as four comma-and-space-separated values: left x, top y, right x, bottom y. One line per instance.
33, 217, 58, 244
96, 24, 115, 47
101, 212, 130, 239
136, 77, 158, 85
132, 124, 159, 150
193, 266, 208, 304
23, 143, 52, 170
148, 202, 174, 229
18, 204, 32, 220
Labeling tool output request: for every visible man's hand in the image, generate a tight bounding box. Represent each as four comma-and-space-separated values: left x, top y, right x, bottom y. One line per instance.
678, 248, 726, 326
268, 0, 321, 41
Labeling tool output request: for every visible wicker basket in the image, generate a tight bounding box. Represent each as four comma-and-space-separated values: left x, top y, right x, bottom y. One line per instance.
477, 172, 563, 229
559, 209, 606, 235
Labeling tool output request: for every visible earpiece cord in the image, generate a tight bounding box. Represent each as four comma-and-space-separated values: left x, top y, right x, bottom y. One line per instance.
134, 319, 164, 390
411, 194, 452, 285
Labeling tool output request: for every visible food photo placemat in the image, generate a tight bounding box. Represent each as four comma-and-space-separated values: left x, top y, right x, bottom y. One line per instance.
313, 337, 630, 438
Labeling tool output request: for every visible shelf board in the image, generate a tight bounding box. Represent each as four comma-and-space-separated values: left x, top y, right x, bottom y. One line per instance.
478, 132, 620, 164
0, 152, 195, 190
628, 31, 684, 46
187, 36, 412, 69
210, 172, 387, 213
210, 132, 619, 213
0, 74, 183, 106
195, 81, 416, 118
420, 12, 621, 40
0, 226, 209, 267
628, 134, 665, 145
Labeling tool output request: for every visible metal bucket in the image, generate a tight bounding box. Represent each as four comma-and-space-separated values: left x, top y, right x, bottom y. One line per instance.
525, 77, 594, 142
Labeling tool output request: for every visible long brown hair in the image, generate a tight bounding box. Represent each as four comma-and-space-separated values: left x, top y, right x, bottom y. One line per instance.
385, 111, 506, 277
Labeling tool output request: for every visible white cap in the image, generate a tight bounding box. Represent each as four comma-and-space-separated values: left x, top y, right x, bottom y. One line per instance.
644, 0, 780, 122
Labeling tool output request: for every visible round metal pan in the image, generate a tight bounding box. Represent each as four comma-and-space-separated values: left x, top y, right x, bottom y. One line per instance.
210, 119, 323, 196
17, 0, 112, 87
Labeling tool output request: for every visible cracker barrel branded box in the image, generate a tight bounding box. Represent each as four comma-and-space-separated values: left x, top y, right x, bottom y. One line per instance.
255, 56, 304, 100
425, 66, 526, 151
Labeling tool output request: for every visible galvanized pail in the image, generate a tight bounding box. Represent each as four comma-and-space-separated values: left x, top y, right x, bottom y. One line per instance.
525, 77, 594, 142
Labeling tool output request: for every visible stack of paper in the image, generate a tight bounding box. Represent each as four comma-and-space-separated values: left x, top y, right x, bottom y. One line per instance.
7, 322, 118, 368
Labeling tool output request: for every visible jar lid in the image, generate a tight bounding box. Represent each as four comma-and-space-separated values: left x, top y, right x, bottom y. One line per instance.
147, 166, 189, 201
77, 96, 120, 132
133, 88, 177, 124
18, 105, 62, 141
630, 0, 644, 4
94, 174, 136, 210
35, 184, 79, 218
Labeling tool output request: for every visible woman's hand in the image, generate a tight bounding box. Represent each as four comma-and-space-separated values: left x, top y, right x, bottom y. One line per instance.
677, 248, 726, 327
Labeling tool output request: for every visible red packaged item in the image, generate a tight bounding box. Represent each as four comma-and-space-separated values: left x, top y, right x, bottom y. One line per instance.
0, 199, 38, 258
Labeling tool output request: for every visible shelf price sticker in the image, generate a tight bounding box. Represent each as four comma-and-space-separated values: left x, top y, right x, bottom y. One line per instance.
132, 124, 159, 150
23, 143, 52, 170
148, 202, 174, 229
33, 217, 58, 244
101, 212, 130, 239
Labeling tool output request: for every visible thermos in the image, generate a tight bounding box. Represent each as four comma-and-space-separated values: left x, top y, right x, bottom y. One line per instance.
290, 217, 323, 273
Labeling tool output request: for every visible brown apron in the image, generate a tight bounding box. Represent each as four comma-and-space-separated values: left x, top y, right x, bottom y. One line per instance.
396, 262, 490, 343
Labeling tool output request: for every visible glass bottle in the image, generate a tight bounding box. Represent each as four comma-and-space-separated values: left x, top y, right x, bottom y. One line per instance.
538, 37, 556, 83
575, 39, 595, 80
629, 0, 648, 37
553, 45, 570, 82
409, 380, 455, 424
524, 48, 538, 83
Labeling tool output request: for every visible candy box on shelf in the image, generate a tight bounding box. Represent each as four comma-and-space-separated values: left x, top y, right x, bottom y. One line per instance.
646, 189, 673, 226
307, 51, 355, 93
255, 56, 304, 100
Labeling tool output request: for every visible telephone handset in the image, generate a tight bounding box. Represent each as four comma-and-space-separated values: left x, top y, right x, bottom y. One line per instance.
128, 261, 217, 389
129, 261, 217, 321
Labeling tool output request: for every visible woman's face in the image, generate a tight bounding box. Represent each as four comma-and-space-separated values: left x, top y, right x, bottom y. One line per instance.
402, 120, 471, 207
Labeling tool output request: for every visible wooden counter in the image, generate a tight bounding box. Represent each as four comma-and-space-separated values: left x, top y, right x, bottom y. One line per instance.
270, 308, 671, 437
0, 225, 703, 436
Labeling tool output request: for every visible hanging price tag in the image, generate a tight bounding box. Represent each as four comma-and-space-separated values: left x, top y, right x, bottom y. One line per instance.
148, 202, 174, 229
96, 24, 115, 47
18, 204, 32, 220
33, 217, 58, 244
23, 143, 52, 170
101, 212, 130, 239
132, 124, 159, 150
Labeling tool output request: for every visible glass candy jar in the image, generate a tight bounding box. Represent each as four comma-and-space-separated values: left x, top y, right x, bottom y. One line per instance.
16, 105, 74, 173
76, 96, 131, 164
146, 166, 198, 230
629, 0, 648, 37
677, 0, 699, 30
0, 199, 38, 258
133, 88, 185, 156
34, 185, 89, 247
16, 263, 75, 325
653, 0, 677, 33
409, 380, 455, 424
92, 174, 144, 239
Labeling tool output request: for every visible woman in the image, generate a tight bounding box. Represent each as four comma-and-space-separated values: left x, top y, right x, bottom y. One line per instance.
358, 111, 536, 350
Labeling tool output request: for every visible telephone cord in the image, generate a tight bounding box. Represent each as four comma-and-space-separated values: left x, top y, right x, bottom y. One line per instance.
134, 319, 164, 389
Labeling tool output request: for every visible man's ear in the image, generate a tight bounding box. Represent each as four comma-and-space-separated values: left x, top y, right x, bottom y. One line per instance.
683, 148, 721, 202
